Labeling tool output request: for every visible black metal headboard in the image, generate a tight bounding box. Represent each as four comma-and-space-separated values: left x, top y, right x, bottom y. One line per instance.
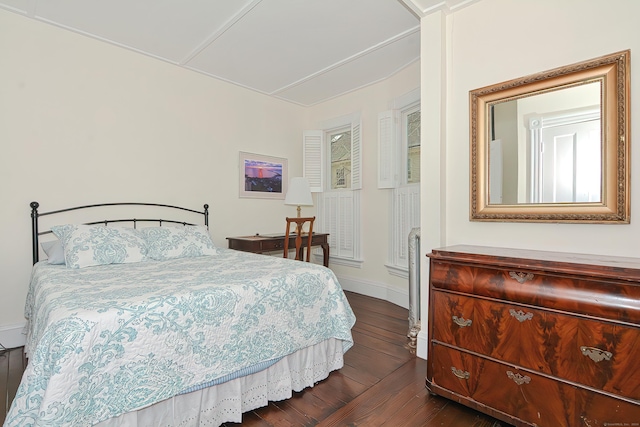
30, 201, 209, 265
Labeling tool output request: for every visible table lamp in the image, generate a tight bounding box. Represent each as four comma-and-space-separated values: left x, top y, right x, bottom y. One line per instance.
284, 177, 313, 217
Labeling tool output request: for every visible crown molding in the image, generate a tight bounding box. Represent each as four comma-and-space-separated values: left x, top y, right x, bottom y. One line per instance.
400, 0, 481, 18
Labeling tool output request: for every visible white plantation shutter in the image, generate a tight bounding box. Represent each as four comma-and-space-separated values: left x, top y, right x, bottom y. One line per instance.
396, 190, 408, 261
378, 110, 400, 188
303, 130, 323, 192
320, 193, 338, 249
338, 192, 354, 258
390, 185, 420, 269
351, 120, 362, 190
317, 191, 360, 260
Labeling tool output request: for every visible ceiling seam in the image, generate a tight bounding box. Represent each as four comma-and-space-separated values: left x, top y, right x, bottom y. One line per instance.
179, 0, 264, 66
273, 57, 421, 108
270, 25, 420, 96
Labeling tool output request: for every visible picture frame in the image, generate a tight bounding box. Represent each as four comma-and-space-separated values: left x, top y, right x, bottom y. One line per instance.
239, 151, 288, 199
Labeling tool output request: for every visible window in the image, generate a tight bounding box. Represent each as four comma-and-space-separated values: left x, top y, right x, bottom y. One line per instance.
303, 114, 362, 266
330, 128, 351, 189
378, 93, 420, 277
405, 107, 421, 184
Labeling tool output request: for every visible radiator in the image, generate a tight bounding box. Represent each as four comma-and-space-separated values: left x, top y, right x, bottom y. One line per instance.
408, 227, 421, 348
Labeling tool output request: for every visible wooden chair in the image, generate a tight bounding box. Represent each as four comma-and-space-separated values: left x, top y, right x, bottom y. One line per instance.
283, 216, 315, 262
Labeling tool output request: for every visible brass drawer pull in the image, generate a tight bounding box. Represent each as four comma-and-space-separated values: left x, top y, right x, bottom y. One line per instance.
580, 346, 613, 363
452, 316, 472, 328
509, 309, 533, 322
509, 271, 534, 283
506, 371, 531, 385
451, 367, 470, 380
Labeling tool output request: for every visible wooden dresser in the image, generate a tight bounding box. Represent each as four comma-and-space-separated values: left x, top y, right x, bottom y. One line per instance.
426, 245, 640, 427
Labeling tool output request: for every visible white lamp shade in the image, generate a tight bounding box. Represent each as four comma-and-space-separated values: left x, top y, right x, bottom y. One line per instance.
285, 177, 313, 206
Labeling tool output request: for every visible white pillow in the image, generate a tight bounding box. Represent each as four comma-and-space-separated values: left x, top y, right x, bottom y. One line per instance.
140, 225, 216, 261
52, 224, 148, 269
41, 240, 65, 265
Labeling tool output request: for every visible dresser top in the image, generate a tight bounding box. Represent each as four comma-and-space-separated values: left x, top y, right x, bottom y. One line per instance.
429, 245, 640, 282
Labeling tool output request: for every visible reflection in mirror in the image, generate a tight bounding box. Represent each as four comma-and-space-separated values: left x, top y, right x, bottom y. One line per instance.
470, 50, 630, 223
488, 82, 602, 205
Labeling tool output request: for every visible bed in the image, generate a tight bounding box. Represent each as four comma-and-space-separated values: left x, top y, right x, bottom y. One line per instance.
5, 202, 355, 427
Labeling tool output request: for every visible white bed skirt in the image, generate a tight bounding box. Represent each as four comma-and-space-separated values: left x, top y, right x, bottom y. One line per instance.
96, 338, 345, 427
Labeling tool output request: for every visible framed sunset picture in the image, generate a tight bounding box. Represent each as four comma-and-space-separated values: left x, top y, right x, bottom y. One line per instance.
239, 152, 288, 199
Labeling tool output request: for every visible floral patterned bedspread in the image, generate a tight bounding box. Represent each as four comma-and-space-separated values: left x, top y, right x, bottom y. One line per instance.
6, 249, 355, 427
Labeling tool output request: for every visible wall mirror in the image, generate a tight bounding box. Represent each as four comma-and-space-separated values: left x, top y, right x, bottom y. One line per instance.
470, 50, 630, 223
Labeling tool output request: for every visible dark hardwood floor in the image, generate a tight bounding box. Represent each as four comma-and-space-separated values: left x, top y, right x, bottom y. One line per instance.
1, 291, 509, 426
0, 344, 27, 426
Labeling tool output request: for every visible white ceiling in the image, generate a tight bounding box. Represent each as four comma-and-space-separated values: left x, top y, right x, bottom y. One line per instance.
0, 0, 478, 106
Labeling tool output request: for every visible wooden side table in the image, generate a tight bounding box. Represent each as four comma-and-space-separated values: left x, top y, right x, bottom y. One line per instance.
226, 233, 330, 267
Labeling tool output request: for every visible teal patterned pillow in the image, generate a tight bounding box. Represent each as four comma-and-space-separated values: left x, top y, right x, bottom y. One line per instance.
52, 224, 148, 268
141, 225, 216, 260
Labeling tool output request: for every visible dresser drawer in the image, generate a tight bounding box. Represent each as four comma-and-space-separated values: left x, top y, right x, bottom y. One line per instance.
430, 344, 640, 427
259, 240, 284, 251
431, 291, 548, 372
432, 291, 640, 399
544, 312, 640, 400
430, 260, 640, 323
430, 344, 574, 427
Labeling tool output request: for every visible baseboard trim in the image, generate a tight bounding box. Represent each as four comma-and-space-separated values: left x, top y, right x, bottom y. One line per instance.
0, 323, 27, 349
335, 273, 409, 310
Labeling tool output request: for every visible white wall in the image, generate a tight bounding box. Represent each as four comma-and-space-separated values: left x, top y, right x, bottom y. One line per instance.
446, 0, 639, 254
417, 0, 640, 357
0, 10, 307, 336
305, 62, 421, 308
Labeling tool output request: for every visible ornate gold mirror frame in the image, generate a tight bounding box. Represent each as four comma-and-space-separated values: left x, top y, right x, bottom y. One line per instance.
470, 50, 630, 223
